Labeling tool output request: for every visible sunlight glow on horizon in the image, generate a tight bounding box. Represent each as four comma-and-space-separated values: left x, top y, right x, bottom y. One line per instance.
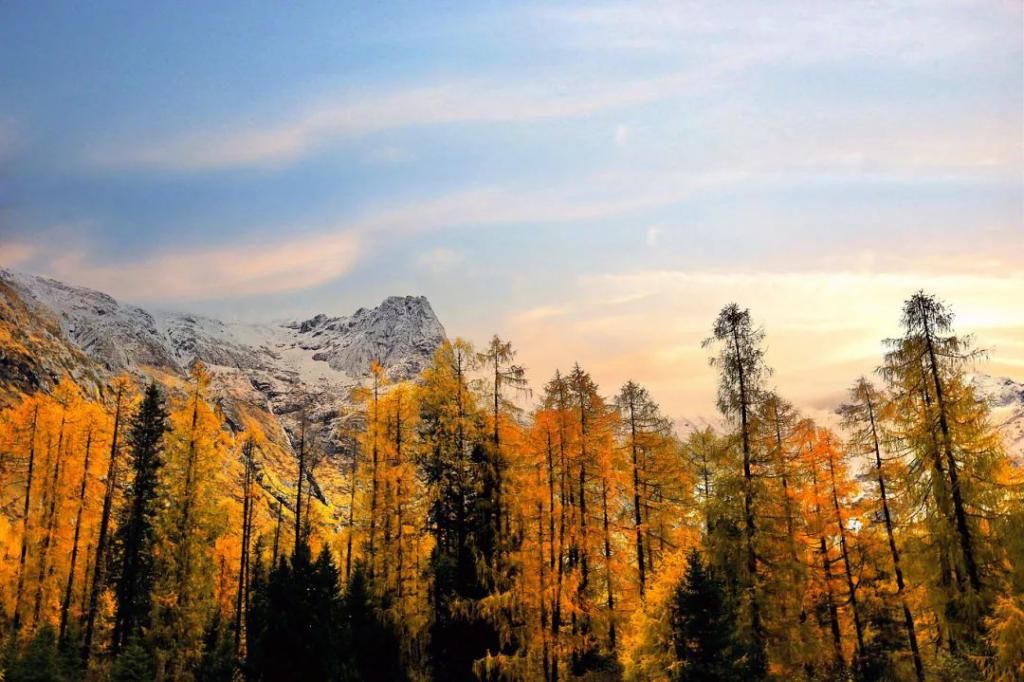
0, 0, 1020, 416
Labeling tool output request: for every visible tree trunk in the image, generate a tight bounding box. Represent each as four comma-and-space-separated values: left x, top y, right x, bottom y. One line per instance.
346, 449, 356, 582
60, 426, 94, 643
601, 476, 616, 649
174, 386, 201, 608
921, 320, 981, 592
13, 404, 39, 632
628, 401, 646, 598
368, 382, 379, 579
84, 386, 123, 660
294, 411, 307, 555
826, 444, 865, 658
866, 397, 924, 681
811, 455, 843, 671
34, 413, 67, 627
731, 324, 764, 668
234, 441, 253, 654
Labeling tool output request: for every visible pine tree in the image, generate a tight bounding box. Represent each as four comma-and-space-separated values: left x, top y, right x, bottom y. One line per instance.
109, 636, 155, 682
245, 543, 347, 681
881, 291, 1011, 657
7, 625, 64, 682
670, 549, 743, 681
345, 562, 408, 682
111, 382, 168, 652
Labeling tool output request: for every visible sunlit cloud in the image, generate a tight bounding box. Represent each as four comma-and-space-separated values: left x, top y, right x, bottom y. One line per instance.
38, 231, 361, 301
497, 267, 1024, 419
0, 242, 36, 269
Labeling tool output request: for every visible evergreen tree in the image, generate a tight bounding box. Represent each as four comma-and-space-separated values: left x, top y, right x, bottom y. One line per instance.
111, 382, 168, 652
109, 637, 155, 682
418, 339, 502, 681
245, 543, 346, 681
670, 549, 743, 681
196, 611, 237, 682
881, 291, 1011, 658
7, 625, 63, 682
345, 563, 408, 682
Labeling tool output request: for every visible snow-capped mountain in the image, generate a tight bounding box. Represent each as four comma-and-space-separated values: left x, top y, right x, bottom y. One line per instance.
970, 373, 1024, 463
1, 269, 444, 381
0, 269, 447, 459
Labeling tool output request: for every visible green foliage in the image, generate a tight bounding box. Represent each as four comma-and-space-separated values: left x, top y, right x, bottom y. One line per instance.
6, 626, 63, 682
196, 612, 236, 682
344, 564, 408, 682
669, 549, 746, 681
111, 382, 168, 651
109, 637, 155, 682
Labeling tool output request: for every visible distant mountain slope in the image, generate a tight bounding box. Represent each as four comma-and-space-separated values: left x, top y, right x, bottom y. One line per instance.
970, 373, 1024, 463
0, 269, 447, 461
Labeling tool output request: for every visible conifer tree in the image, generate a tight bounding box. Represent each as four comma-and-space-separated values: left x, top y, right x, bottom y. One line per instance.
839, 377, 924, 680
11, 398, 40, 633
703, 303, 770, 674
417, 339, 501, 680
112, 382, 168, 653
83, 376, 129, 665
669, 548, 743, 681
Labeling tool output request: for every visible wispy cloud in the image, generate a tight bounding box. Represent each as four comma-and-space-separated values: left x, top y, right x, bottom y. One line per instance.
90, 72, 699, 172
416, 247, 464, 274
39, 231, 360, 301
537, 0, 1018, 63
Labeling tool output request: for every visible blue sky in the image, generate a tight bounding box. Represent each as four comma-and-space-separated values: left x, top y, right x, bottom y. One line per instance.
1, 1, 1022, 416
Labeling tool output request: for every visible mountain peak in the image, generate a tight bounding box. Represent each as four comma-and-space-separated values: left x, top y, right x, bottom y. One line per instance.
1, 270, 447, 383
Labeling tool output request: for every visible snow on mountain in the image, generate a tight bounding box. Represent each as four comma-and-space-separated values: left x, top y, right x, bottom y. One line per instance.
0, 269, 447, 457
1, 269, 444, 380
970, 373, 1024, 463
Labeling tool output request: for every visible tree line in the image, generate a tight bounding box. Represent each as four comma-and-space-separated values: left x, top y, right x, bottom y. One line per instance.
0, 290, 1021, 681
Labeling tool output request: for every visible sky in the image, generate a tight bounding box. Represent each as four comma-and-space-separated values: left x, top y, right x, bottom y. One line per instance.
1, 1, 1022, 421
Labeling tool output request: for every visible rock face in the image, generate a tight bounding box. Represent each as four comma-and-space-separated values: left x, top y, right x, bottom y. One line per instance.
1, 269, 445, 381
287, 296, 447, 380
0, 269, 448, 458
970, 373, 1024, 463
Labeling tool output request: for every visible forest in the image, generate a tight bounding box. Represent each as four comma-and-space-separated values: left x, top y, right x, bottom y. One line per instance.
0, 291, 1021, 681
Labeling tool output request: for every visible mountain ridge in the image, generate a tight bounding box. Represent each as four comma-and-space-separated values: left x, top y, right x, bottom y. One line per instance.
0, 269, 448, 464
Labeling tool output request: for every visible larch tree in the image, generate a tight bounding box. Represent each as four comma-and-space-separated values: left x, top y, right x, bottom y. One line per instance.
151, 362, 232, 678
703, 303, 771, 675
82, 375, 131, 665
839, 377, 925, 681
881, 291, 1012, 657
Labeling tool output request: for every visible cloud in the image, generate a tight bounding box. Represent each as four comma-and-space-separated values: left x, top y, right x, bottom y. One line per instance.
645, 225, 661, 246
40, 231, 360, 301
90, 72, 700, 172
538, 1, 1018, 64
613, 125, 630, 147
12, 169, 723, 301
496, 266, 1024, 420
0, 242, 35, 269
416, 247, 464, 274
